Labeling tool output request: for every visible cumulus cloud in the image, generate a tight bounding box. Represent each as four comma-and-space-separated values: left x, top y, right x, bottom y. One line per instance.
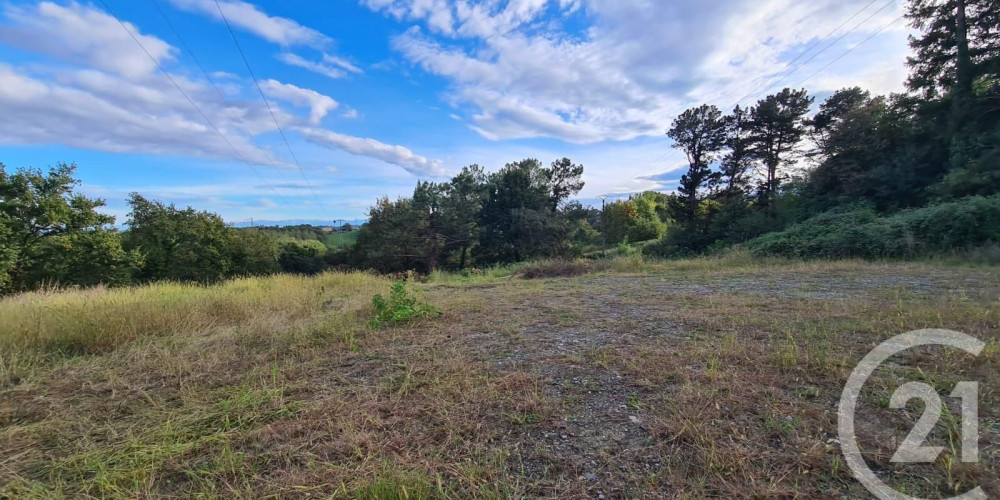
298, 127, 449, 178
0, 2, 284, 164
277, 52, 363, 80
364, 0, 908, 143
260, 79, 339, 124
0, 1, 175, 78
168, 0, 331, 48
0, 62, 288, 166
0, 1, 444, 177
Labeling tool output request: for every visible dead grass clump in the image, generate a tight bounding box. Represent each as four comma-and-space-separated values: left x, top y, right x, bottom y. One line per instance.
510, 259, 590, 279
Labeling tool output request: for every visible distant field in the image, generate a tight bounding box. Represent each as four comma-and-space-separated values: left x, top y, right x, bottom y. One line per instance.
1, 257, 997, 498
324, 229, 360, 249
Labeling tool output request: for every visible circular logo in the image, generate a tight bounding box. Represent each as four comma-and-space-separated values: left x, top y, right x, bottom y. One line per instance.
838, 329, 986, 500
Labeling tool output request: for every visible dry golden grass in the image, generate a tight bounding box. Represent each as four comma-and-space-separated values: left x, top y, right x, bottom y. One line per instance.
0, 256, 997, 498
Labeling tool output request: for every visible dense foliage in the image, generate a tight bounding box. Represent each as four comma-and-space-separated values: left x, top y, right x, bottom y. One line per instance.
745, 196, 1000, 259
342, 158, 588, 273
642, 0, 998, 256
0, 163, 139, 293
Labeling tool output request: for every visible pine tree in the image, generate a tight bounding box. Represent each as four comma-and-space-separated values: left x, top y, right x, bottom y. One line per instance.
749, 88, 813, 216
667, 105, 727, 232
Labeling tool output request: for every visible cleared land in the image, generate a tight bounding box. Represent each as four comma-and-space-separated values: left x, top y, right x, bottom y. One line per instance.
1, 257, 998, 498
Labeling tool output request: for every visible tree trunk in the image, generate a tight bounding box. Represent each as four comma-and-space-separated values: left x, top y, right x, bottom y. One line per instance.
951, 0, 973, 138
955, 0, 973, 99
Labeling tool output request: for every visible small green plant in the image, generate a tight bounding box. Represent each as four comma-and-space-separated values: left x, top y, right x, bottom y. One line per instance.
626, 392, 648, 410
617, 241, 641, 257
370, 280, 440, 328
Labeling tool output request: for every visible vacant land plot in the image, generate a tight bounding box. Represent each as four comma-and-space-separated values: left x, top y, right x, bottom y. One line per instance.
1, 258, 997, 498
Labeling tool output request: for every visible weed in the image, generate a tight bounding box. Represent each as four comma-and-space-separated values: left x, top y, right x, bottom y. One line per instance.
370, 280, 440, 328
584, 347, 616, 369
626, 392, 648, 410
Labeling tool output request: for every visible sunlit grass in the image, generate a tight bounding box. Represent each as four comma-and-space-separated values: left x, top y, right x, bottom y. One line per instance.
0, 272, 388, 356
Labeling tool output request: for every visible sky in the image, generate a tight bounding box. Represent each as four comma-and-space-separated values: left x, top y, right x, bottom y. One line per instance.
0, 0, 911, 224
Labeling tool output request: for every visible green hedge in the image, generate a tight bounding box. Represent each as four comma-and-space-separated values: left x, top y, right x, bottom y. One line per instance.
745, 196, 1000, 259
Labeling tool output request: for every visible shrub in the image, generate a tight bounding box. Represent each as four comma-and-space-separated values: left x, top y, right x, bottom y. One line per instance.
625, 217, 667, 243
370, 280, 440, 328
279, 240, 327, 275
745, 195, 1000, 259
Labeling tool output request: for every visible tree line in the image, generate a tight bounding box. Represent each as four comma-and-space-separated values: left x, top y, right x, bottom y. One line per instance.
0, 164, 343, 294
0, 157, 586, 293
1, 0, 997, 293
345, 0, 998, 261
336, 158, 586, 273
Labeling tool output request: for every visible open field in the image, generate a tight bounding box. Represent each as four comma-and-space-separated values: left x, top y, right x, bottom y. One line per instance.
1, 257, 998, 498
324, 230, 360, 250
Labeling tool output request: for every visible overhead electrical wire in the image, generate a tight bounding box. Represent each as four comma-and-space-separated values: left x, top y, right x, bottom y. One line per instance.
741, 0, 899, 104
146, 0, 297, 200
630, 0, 902, 185
96, 0, 285, 199
210, 0, 330, 217
790, 14, 906, 90
148, 0, 291, 174
727, 0, 882, 108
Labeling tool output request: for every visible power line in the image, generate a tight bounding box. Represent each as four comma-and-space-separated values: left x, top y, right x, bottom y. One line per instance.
95, 0, 284, 199
630, 0, 900, 186
728, 0, 883, 108
745, 0, 898, 103
791, 15, 905, 89
145, 0, 294, 198
211, 0, 329, 216
148, 0, 288, 170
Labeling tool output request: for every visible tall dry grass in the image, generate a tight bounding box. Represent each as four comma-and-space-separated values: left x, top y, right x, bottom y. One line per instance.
0, 272, 389, 356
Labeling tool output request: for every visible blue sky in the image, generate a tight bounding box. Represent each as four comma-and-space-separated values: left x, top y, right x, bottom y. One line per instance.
0, 0, 910, 223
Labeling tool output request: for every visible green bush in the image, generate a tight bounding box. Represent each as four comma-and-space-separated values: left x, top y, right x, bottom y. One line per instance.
745, 196, 1000, 258
278, 240, 327, 275
626, 217, 667, 243
370, 280, 440, 328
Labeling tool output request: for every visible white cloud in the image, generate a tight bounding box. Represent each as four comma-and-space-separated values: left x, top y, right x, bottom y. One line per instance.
0, 1, 174, 78
322, 53, 363, 74
0, 1, 440, 180
0, 62, 287, 166
364, 0, 908, 143
260, 79, 339, 124
168, 0, 331, 48
298, 127, 449, 178
277, 52, 362, 80
0, 4, 288, 163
